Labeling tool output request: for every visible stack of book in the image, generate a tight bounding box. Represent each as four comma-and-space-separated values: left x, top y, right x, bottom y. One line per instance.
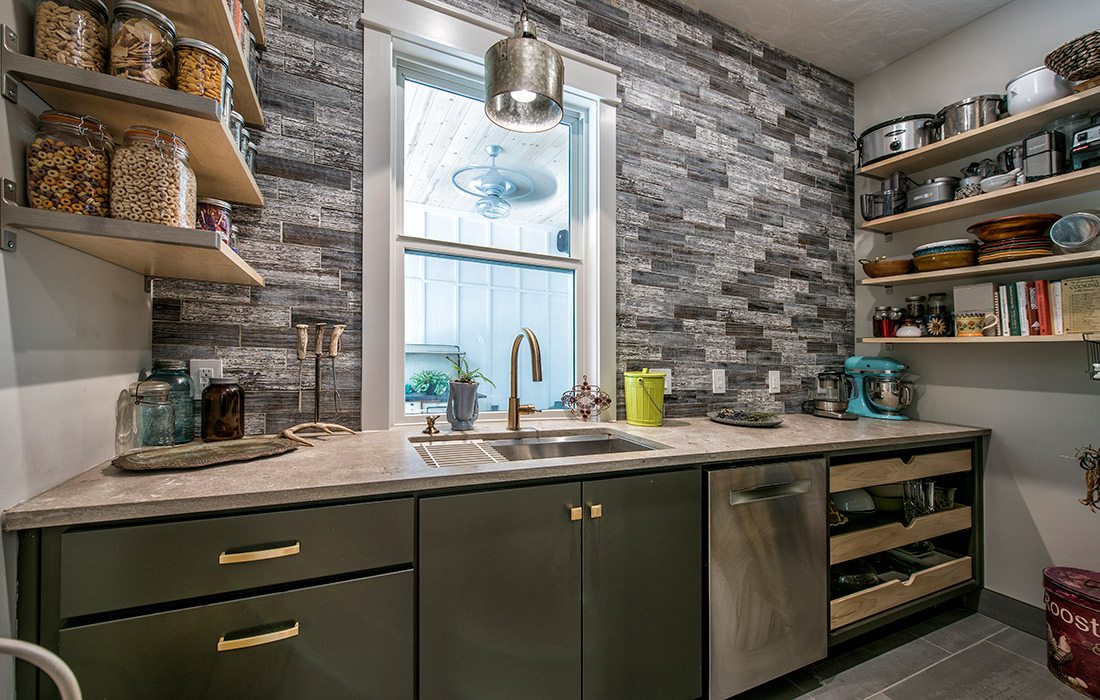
952, 275, 1100, 337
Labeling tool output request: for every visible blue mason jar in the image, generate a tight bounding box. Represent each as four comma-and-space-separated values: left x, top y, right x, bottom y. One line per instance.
148, 359, 195, 443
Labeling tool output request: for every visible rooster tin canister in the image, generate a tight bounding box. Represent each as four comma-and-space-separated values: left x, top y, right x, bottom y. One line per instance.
1045, 567, 1100, 697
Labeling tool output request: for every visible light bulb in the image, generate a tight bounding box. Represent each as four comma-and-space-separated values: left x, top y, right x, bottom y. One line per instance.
510, 90, 537, 104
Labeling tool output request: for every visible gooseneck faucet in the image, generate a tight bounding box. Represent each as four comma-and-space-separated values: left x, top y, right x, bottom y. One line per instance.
507, 328, 543, 430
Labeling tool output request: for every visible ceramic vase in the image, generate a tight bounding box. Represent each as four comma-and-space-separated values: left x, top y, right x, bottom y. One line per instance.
446, 381, 480, 430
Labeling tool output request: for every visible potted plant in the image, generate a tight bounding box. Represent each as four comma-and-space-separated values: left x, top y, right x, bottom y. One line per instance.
446, 356, 495, 430
408, 370, 450, 397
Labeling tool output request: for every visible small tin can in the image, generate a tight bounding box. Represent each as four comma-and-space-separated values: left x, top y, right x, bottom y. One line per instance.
1044, 567, 1100, 697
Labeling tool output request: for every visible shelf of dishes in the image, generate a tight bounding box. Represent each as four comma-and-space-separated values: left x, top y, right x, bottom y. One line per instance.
829, 449, 972, 492
0, 198, 264, 286
859, 166, 1100, 233
29, 0, 263, 125
830, 553, 974, 630
857, 84, 1100, 180
860, 335, 1081, 344
4, 41, 261, 205
860, 249, 1100, 287
830, 506, 972, 565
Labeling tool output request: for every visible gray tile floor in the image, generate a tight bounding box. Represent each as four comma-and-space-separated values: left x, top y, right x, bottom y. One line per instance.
734, 608, 1079, 700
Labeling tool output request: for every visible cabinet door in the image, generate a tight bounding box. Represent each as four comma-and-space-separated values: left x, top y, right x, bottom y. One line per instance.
582, 470, 702, 700
56, 571, 412, 700
419, 482, 583, 700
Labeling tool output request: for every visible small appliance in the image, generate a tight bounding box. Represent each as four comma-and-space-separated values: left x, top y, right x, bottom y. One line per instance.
1023, 130, 1067, 181
907, 177, 957, 210
843, 356, 914, 421
856, 115, 936, 166
1071, 125, 1100, 171
810, 370, 857, 420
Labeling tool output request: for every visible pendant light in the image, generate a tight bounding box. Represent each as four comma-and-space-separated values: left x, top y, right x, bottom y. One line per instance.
484, 0, 564, 133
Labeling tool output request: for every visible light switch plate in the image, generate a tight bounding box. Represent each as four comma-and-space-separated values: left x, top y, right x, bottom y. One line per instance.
711, 368, 726, 394
767, 370, 781, 394
189, 359, 223, 398
651, 367, 672, 395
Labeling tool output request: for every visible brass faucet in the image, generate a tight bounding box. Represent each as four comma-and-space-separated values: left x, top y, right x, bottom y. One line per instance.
507, 328, 543, 430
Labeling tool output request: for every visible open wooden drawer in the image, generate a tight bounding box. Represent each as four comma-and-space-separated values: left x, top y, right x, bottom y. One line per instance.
830, 555, 973, 630
830, 506, 972, 565
830, 449, 971, 492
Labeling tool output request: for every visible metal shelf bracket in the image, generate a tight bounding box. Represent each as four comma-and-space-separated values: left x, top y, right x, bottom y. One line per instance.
2, 178, 16, 252
2, 26, 17, 103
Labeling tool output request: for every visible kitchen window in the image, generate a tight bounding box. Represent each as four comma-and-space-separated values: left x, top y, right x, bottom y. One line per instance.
360, 0, 619, 428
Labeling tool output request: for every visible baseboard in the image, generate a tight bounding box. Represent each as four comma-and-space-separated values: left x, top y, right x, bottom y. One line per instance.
978, 589, 1045, 638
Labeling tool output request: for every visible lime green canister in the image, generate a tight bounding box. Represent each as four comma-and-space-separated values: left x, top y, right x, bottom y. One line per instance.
624, 368, 665, 427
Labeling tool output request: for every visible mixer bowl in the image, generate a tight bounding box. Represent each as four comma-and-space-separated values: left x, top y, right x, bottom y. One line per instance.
865, 378, 913, 413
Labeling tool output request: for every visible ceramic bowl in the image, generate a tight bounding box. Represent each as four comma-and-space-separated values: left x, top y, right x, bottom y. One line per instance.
860, 257, 914, 278
966, 213, 1061, 243
979, 171, 1019, 193
912, 238, 978, 256
913, 249, 978, 271
872, 495, 903, 512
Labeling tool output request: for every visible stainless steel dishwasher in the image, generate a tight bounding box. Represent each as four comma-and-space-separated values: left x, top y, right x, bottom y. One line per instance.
708, 458, 827, 699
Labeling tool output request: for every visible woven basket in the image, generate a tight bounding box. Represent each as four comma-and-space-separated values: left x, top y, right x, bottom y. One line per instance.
1046, 30, 1100, 82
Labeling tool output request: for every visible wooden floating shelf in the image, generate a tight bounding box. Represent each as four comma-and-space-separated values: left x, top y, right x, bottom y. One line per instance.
860, 167, 1100, 233
830, 506, 972, 565
860, 250, 1100, 286
153, 0, 263, 126
857, 84, 1100, 179
1, 201, 264, 286
3, 46, 263, 206
241, 0, 266, 47
860, 335, 1081, 344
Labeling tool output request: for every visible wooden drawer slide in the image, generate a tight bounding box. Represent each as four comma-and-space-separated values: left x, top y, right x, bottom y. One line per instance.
830, 556, 973, 630
830, 449, 971, 493
830, 506, 972, 565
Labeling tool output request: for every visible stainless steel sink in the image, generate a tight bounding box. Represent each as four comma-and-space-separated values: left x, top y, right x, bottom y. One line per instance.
411, 431, 664, 467
486, 433, 658, 461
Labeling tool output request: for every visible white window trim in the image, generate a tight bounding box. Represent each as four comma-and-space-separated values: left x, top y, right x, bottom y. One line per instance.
361, 0, 619, 429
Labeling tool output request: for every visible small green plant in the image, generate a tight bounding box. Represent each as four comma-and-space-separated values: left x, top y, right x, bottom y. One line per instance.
449, 356, 496, 387
408, 370, 450, 395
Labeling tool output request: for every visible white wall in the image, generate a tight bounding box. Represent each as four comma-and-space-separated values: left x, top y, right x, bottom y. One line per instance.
855, 0, 1100, 608
0, 1, 151, 694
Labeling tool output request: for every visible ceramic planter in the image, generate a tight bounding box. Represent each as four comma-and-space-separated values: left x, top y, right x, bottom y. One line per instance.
446, 381, 479, 430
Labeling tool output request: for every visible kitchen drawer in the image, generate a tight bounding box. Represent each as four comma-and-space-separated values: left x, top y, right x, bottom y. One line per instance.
829, 449, 971, 493
59, 498, 413, 618
830, 506, 972, 564
56, 571, 413, 700
830, 556, 973, 630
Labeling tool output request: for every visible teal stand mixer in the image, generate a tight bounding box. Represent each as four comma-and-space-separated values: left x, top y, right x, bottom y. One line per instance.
843, 356, 914, 421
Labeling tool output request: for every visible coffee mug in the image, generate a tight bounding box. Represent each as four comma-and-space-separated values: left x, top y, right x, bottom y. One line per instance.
954, 311, 998, 337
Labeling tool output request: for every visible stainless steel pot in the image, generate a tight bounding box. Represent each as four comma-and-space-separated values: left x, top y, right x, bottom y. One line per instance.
857, 114, 937, 166
860, 190, 906, 221
936, 95, 1005, 139
864, 377, 913, 414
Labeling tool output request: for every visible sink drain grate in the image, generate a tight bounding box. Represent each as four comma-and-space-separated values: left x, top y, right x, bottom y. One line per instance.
414, 441, 508, 468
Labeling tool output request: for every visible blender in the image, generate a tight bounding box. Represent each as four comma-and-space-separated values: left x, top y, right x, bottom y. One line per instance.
810, 370, 858, 420
843, 356, 915, 421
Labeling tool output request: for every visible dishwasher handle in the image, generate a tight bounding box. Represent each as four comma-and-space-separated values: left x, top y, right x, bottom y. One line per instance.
728, 479, 812, 506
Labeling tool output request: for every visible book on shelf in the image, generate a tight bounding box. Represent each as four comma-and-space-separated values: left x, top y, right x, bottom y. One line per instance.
1063, 275, 1100, 334
1016, 281, 1030, 336
1052, 281, 1064, 335
1006, 283, 1021, 336
1036, 280, 1051, 336
998, 284, 1011, 336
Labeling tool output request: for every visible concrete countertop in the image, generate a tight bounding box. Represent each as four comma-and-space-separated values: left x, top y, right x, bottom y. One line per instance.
2, 415, 989, 531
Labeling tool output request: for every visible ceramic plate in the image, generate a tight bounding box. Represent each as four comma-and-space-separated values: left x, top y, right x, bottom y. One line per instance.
707, 411, 784, 428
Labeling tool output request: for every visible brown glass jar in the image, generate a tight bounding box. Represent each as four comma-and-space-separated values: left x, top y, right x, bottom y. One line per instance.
201, 377, 244, 441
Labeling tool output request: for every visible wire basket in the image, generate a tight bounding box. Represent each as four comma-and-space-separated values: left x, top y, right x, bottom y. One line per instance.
1046, 30, 1100, 82
1085, 333, 1100, 379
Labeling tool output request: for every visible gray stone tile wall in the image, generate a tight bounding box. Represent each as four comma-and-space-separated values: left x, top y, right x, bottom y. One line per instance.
152, 0, 854, 431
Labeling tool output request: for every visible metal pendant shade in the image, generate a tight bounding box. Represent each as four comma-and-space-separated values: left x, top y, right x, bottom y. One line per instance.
484, 13, 564, 133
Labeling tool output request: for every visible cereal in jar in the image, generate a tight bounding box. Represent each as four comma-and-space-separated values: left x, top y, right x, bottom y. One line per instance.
110, 126, 196, 228
27, 111, 112, 217
196, 197, 232, 244
110, 1, 176, 88
174, 38, 228, 114
34, 0, 109, 72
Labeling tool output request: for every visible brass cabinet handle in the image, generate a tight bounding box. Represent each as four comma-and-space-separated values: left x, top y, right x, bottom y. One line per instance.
590, 504, 603, 519
569, 506, 583, 521
217, 621, 300, 652
218, 542, 301, 565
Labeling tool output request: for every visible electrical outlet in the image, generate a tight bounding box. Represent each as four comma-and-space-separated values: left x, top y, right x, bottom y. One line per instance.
189, 359, 223, 398
711, 368, 726, 394
767, 370, 781, 394
651, 367, 672, 395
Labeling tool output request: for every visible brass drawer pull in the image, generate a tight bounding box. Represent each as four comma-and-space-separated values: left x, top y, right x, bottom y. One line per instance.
218, 542, 301, 565
590, 504, 603, 519
217, 621, 300, 652
569, 506, 583, 521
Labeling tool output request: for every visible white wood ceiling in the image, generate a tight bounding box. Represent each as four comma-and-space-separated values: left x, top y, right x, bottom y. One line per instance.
404, 80, 570, 230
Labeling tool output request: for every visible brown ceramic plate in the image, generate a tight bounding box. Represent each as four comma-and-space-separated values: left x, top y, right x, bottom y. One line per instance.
112, 438, 299, 471
966, 213, 1061, 243
859, 257, 914, 278
913, 250, 978, 272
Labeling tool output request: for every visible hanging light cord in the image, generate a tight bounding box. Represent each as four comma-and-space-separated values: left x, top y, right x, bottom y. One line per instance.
1075, 445, 1100, 512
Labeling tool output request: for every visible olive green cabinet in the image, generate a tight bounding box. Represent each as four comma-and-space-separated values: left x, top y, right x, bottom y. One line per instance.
419, 470, 701, 700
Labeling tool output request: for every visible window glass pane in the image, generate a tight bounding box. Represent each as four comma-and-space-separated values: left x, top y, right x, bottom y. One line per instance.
403, 251, 575, 415
403, 78, 572, 257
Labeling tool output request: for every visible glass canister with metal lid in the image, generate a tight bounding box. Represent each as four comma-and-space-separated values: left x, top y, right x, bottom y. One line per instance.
147, 359, 195, 444
109, 0, 176, 87
202, 377, 244, 441
174, 38, 229, 116
110, 126, 197, 228
926, 293, 952, 337
27, 111, 112, 217
229, 110, 244, 149
34, 0, 109, 72
222, 76, 235, 126
197, 197, 232, 244
115, 379, 175, 454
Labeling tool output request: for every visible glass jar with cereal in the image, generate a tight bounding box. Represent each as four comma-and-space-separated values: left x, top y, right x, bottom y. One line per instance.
27, 111, 112, 217
174, 38, 229, 116
34, 0, 109, 72
109, 1, 176, 88
110, 126, 196, 228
